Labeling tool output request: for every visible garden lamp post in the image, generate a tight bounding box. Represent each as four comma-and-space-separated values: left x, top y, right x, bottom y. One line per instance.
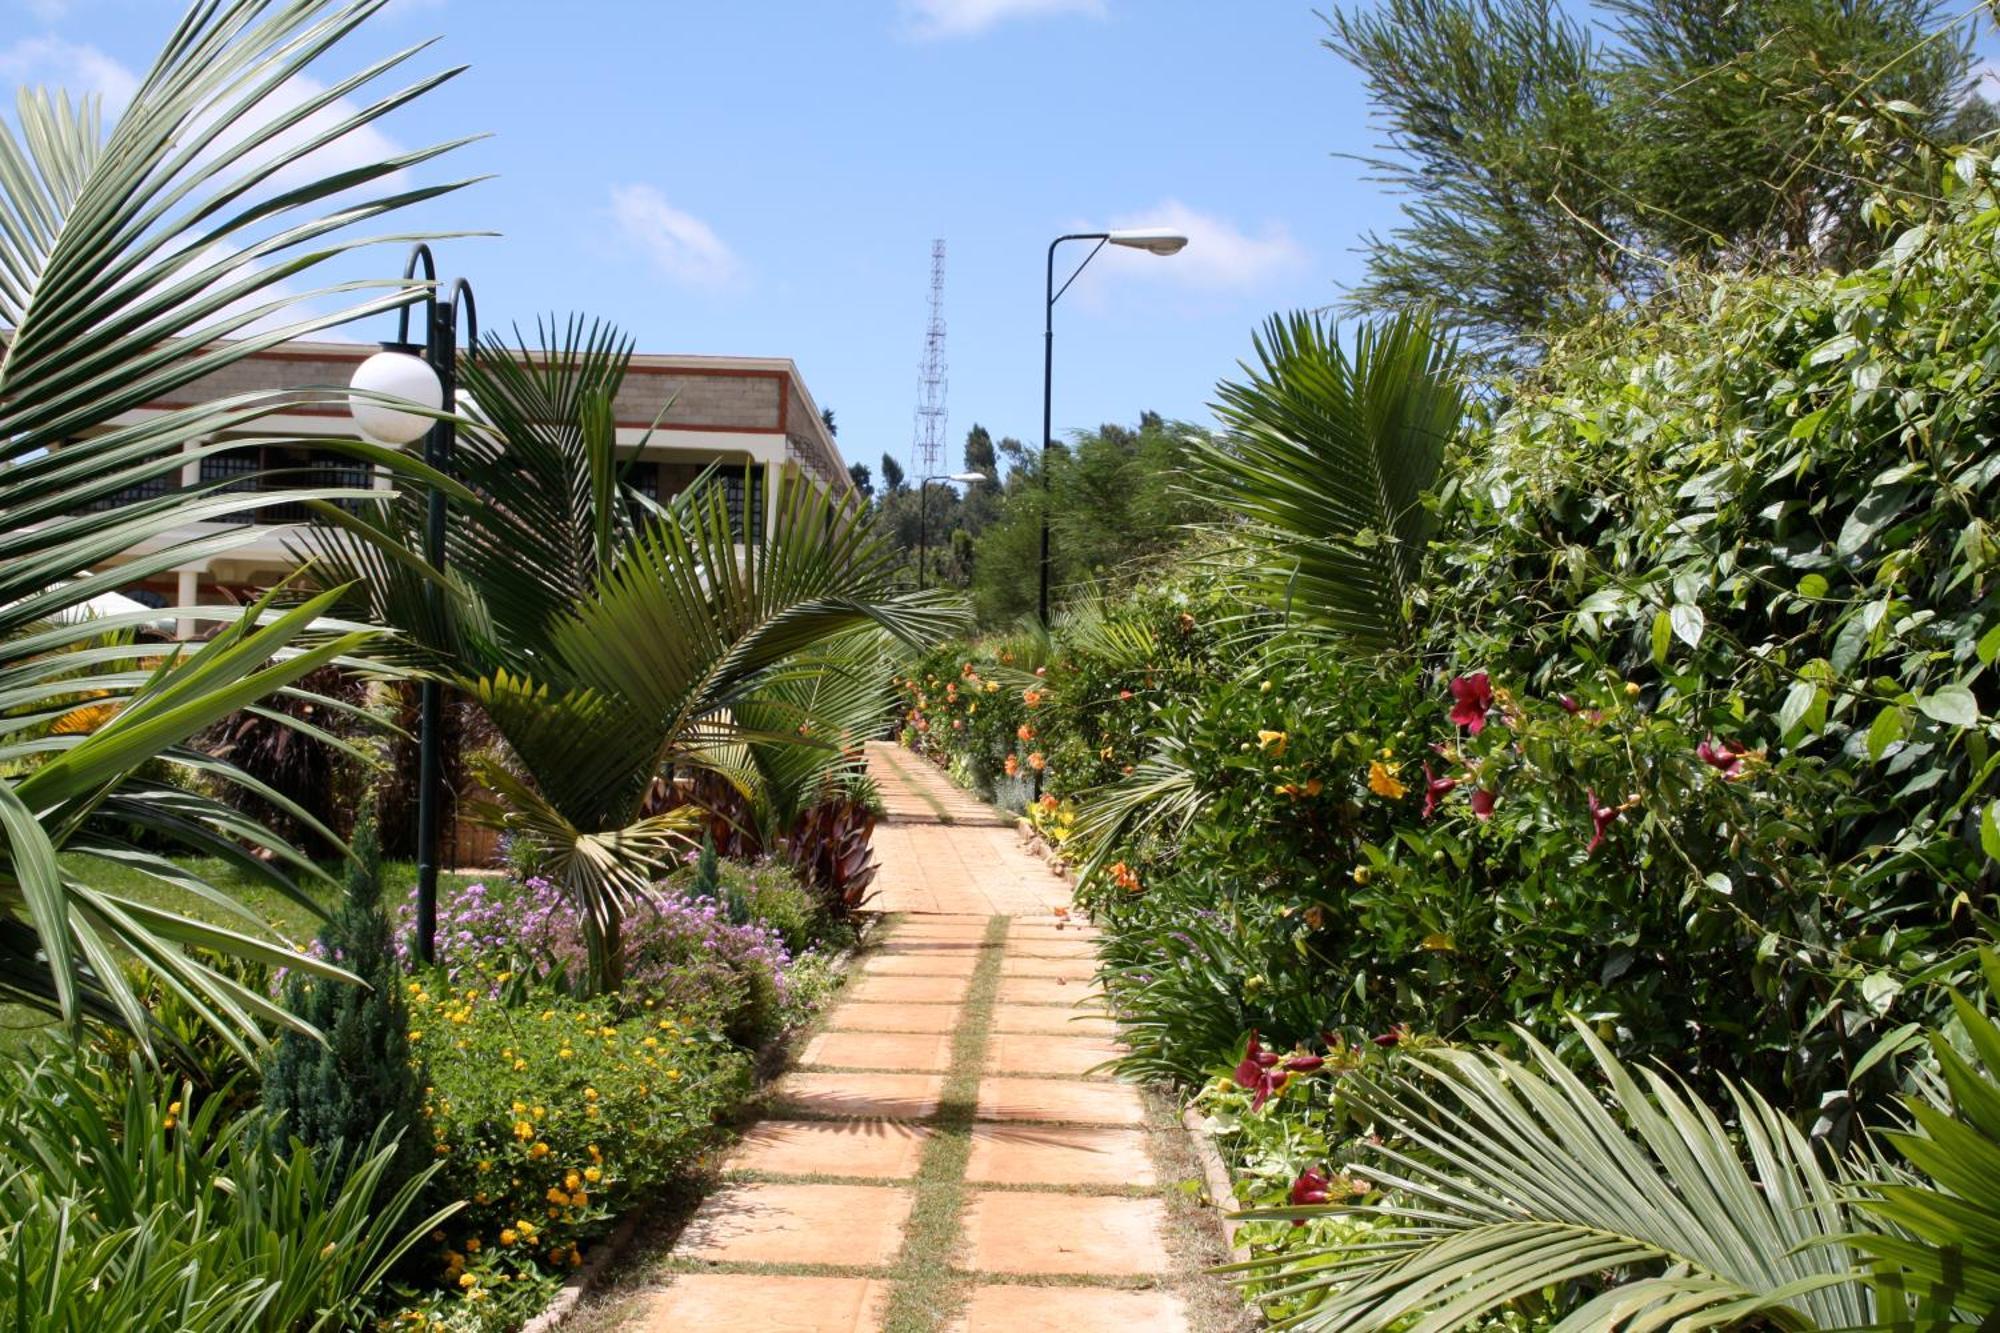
918, 471, 986, 590
346, 243, 478, 966
1039, 227, 1186, 625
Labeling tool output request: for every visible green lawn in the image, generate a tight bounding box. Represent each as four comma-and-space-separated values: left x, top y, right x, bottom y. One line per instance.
0, 855, 488, 1052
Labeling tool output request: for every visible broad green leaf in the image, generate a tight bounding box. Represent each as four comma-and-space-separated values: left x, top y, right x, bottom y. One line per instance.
1652, 609, 1672, 667
1918, 685, 1980, 729
1866, 706, 1906, 761
1670, 604, 1705, 650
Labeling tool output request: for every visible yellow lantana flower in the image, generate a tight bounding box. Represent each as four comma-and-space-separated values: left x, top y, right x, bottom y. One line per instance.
1367, 760, 1407, 800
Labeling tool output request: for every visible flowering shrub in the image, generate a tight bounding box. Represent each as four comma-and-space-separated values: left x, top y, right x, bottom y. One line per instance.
395, 874, 793, 1047
395, 982, 751, 1329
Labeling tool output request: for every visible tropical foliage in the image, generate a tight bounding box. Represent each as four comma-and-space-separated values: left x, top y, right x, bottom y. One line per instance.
307, 317, 966, 990
0, 0, 472, 1050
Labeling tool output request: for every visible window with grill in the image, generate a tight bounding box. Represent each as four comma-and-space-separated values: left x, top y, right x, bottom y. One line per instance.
644, 459, 765, 543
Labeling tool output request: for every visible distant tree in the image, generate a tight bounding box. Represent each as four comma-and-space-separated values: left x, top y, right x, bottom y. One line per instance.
1329, 0, 1988, 363
848, 462, 873, 497
821, 405, 838, 437
963, 424, 997, 477
880, 454, 906, 494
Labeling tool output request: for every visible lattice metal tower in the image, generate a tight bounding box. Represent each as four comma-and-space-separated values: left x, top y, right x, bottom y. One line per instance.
912, 239, 948, 478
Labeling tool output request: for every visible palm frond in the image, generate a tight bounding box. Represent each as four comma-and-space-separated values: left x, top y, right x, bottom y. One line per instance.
0, 0, 471, 1047
1240, 1022, 1873, 1332
1193, 309, 1464, 648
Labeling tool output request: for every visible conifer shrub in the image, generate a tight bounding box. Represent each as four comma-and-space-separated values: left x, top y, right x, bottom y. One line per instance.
264, 814, 429, 1199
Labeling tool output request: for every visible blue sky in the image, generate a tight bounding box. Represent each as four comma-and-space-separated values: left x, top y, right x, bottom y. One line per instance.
6, 0, 1997, 482
3, 0, 1402, 480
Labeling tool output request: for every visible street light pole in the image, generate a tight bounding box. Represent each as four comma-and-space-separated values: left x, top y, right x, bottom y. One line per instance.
1039, 228, 1187, 626
349, 243, 477, 966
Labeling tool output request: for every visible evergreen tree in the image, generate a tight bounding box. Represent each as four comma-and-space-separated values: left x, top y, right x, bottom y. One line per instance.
879, 453, 906, 494
263, 814, 427, 1196
848, 461, 873, 498
1329, 0, 1988, 364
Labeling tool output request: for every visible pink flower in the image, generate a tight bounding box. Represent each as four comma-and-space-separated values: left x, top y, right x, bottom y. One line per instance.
1288, 1166, 1332, 1224
1448, 673, 1494, 734
1558, 694, 1581, 714
1586, 788, 1620, 856
1469, 788, 1497, 820
1696, 736, 1749, 779
1283, 1054, 1325, 1073
1421, 764, 1458, 820
1233, 1031, 1290, 1111
1372, 1024, 1405, 1048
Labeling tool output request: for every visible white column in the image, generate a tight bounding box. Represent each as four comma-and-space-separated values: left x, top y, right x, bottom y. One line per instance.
175, 568, 199, 641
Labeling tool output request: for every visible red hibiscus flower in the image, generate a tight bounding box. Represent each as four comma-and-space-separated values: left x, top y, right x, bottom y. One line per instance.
1558, 694, 1581, 714
1288, 1166, 1332, 1224
1696, 736, 1750, 779
1469, 788, 1497, 820
1586, 788, 1620, 855
1421, 764, 1458, 820
1448, 673, 1494, 734
1233, 1031, 1290, 1111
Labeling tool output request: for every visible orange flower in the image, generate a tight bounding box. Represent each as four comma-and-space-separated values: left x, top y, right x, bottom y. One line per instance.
1003, 754, 1020, 777
1027, 751, 1046, 771
1109, 861, 1142, 892
1017, 723, 1035, 742
1023, 689, 1043, 708
1367, 760, 1407, 800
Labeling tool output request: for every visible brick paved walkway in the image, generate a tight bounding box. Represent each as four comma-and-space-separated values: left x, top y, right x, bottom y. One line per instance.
621, 745, 1191, 1332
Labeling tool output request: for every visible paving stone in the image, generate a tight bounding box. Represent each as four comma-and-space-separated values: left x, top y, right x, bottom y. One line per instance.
952, 1284, 1188, 1332
994, 976, 1104, 1007
676, 1183, 914, 1266
632, 1274, 891, 1331
994, 937, 1097, 960
960, 1191, 1170, 1276
728, 1121, 930, 1179
882, 923, 992, 942
860, 953, 981, 979
963, 1124, 1157, 1189
983, 1032, 1122, 1077
777, 1071, 944, 1120
974, 1076, 1146, 1126
988, 1006, 1120, 1038
801, 1030, 955, 1073
845, 974, 973, 1006
996, 956, 1097, 980
826, 1002, 966, 1034
874, 939, 990, 956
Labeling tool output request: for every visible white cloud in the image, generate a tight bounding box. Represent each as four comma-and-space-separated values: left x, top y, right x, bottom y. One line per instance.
0, 36, 139, 110
1099, 200, 1308, 291
609, 184, 741, 288
20, 0, 75, 22
901, 0, 1104, 40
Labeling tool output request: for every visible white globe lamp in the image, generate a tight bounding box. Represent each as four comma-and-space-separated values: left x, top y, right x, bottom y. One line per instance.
349, 348, 442, 446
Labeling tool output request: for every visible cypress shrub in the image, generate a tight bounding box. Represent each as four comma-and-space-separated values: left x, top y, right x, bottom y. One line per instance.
264, 814, 428, 1196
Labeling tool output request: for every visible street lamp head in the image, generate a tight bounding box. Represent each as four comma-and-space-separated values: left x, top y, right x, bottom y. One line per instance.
1107, 228, 1189, 256
349, 346, 442, 446
948, 471, 986, 483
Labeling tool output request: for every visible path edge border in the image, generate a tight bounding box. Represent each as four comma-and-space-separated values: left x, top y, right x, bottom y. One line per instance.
1181, 1105, 1253, 1267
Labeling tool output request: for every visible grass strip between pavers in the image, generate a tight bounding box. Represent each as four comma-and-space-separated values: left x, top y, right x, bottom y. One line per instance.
873, 913, 1009, 1332
874, 744, 958, 825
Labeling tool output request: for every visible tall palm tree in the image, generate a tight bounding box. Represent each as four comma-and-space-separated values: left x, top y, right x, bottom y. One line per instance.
307, 318, 967, 990
1, 0, 475, 1051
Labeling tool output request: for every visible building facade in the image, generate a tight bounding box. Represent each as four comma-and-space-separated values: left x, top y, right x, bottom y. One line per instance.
92, 340, 850, 634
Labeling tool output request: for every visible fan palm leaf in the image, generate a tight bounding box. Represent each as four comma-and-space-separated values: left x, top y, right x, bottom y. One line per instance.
0, 0, 473, 1046
1193, 309, 1464, 648
1239, 1021, 1874, 1331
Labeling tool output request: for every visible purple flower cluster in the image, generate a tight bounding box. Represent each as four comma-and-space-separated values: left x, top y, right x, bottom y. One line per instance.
395, 874, 794, 1008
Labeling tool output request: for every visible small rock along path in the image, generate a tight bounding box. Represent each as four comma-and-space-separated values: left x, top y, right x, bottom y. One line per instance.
610, 741, 1208, 1332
